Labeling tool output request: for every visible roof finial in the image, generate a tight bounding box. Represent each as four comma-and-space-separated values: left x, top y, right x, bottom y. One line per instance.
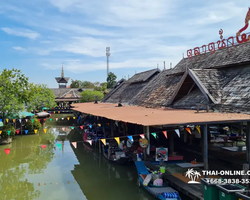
61, 63, 64, 78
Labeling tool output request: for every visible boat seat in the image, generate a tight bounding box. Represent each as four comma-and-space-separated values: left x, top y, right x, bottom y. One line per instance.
140, 174, 147, 180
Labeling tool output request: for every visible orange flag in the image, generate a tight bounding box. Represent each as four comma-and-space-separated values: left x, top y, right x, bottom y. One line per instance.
162, 131, 167, 139
101, 139, 106, 146
185, 127, 192, 134
67, 117, 70, 121
13, 119, 15, 123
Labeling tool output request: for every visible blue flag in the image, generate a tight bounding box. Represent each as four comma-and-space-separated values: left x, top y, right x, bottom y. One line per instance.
25, 130, 28, 134
127, 136, 133, 142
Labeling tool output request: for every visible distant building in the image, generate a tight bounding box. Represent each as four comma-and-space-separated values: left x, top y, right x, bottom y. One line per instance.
55, 65, 70, 88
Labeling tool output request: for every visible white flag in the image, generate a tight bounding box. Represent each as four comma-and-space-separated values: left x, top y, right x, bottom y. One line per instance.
87, 140, 92, 145
175, 129, 180, 137
71, 142, 77, 148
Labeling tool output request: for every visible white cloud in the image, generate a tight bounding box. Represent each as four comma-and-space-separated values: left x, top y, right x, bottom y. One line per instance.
1, 27, 40, 39
12, 46, 26, 51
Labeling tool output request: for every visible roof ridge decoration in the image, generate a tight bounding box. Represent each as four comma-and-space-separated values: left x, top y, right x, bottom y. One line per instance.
187, 8, 250, 59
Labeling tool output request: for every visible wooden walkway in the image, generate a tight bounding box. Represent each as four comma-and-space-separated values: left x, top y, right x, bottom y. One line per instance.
145, 161, 204, 200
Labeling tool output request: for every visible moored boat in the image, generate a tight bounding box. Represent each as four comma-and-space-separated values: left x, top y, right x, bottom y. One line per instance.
134, 161, 182, 200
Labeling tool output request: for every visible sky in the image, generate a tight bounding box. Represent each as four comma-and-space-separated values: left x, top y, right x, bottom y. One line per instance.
0, 0, 249, 88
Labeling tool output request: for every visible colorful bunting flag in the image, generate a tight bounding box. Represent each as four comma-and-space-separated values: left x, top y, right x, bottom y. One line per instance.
7, 130, 11, 136
175, 129, 180, 137
56, 118, 58, 121
19, 119, 21, 123
53, 128, 56, 132
67, 117, 70, 121
4, 148, 10, 155
127, 135, 134, 142
49, 111, 51, 113
44, 118, 46, 121
196, 125, 201, 134
89, 125, 92, 129
114, 137, 120, 145
101, 139, 106, 146
151, 132, 157, 138
54, 111, 55, 114
0, 119, 2, 122
62, 127, 65, 131
73, 117, 75, 119
139, 134, 145, 138
25, 130, 28, 134
38, 119, 40, 122
41, 145, 46, 150
56, 143, 62, 150
25, 119, 28, 122
58, 111, 60, 114
50, 118, 52, 121
162, 131, 167, 139
62, 118, 64, 120
16, 130, 19, 134
34, 129, 38, 134
80, 126, 83, 129
44, 129, 47, 133
32, 119, 34, 123
71, 127, 74, 129
98, 124, 101, 127
71, 142, 77, 148
185, 127, 192, 134
6, 119, 9, 123
87, 140, 92, 145
0, 130, 2, 135
13, 119, 15, 123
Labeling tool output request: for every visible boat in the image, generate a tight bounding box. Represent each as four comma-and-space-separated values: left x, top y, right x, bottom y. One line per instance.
102, 143, 130, 165
134, 161, 182, 200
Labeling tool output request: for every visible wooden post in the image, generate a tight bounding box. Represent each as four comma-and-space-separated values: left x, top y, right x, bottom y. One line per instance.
202, 124, 208, 178
99, 140, 101, 154
111, 121, 114, 137
146, 126, 150, 155
169, 131, 174, 155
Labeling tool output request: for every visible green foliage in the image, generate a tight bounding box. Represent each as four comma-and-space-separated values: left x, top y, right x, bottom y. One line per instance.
24, 119, 42, 132
70, 79, 82, 88
94, 82, 107, 92
107, 72, 117, 88
26, 84, 57, 112
80, 90, 104, 102
0, 68, 31, 121
2, 124, 16, 138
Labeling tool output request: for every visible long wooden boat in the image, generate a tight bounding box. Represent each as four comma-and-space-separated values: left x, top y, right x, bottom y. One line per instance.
102, 144, 130, 165
134, 161, 182, 200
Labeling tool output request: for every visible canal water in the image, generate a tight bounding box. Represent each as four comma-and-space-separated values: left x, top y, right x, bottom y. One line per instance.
0, 114, 191, 200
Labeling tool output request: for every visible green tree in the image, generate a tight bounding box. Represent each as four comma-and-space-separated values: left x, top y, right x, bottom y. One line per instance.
70, 79, 82, 88
0, 69, 31, 122
80, 90, 104, 102
81, 81, 95, 88
107, 72, 117, 88
26, 84, 56, 112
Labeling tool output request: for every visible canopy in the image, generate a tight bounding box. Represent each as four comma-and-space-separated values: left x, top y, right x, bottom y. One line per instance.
4, 111, 34, 119
36, 111, 51, 118
42, 107, 49, 110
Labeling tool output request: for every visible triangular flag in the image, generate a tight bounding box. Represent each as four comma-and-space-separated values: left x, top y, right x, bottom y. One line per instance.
98, 124, 101, 127
139, 134, 145, 138
34, 129, 38, 134
89, 125, 92, 128
54, 111, 55, 114
196, 125, 201, 134
25, 119, 28, 122
67, 117, 70, 120
19, 119, 21, 123
114, 137, 120, 145
7, 130, 11, 135
162, 131, 167, 139
16, 130, 19, 134
44, 118, 46, 121
41, 145, 46, 150
62, 127, 65, 131
6, 119, 9, 123
25, 130, 28, 134
32, 119, 34, 123
0, 119, 2, 122
151, 132, 157, 138
57, 143, 62, 150
115, 121, 118, 127
13, 119, 15, 123
87, 140, 92, 145
80, 126, 83, 129
127, 135, 134, 142
49, 111, 51, 113
50, 118, 52, 121
101, 139, 106, 146
4, 148, 10, 155
71, 142, 77, 148
56, 118, 58, 121
44, 129, 47, 133
175, 129, 180, 137
0, 130, 2, 135
185, 127, 192, 134
73, 117, 75, 119
58, 111, 60, 114
71, 127, 74, 129
38, 119, 40, 122
62, 118, 64, 120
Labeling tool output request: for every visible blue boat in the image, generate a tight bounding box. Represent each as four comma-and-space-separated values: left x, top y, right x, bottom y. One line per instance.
134, 161, 182, 200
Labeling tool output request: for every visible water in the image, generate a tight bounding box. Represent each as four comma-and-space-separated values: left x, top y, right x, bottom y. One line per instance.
0, 114, 191, 200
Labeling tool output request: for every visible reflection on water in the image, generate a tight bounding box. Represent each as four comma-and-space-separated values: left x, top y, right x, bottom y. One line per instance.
0, 114, 190, 200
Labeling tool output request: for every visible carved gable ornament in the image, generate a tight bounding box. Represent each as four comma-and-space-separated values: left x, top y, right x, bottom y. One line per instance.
187, 8, 250, 59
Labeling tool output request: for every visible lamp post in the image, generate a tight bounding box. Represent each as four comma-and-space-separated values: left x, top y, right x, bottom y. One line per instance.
106, 47, 111, 79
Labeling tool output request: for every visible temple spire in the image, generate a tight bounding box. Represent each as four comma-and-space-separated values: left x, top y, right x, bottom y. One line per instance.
61, 63, 64, 78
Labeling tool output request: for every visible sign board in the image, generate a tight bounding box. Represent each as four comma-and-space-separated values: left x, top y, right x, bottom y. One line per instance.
155, 148, 168, 161
139, 138, 148, 148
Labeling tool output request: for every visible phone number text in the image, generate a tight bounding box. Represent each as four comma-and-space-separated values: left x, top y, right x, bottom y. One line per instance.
206, 179, 250, 184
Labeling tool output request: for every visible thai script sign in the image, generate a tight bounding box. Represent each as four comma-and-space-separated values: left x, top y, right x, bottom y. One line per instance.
187, 8, 250, 59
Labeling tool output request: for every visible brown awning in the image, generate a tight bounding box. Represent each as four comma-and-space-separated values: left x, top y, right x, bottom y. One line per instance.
71, 102, 250, 126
